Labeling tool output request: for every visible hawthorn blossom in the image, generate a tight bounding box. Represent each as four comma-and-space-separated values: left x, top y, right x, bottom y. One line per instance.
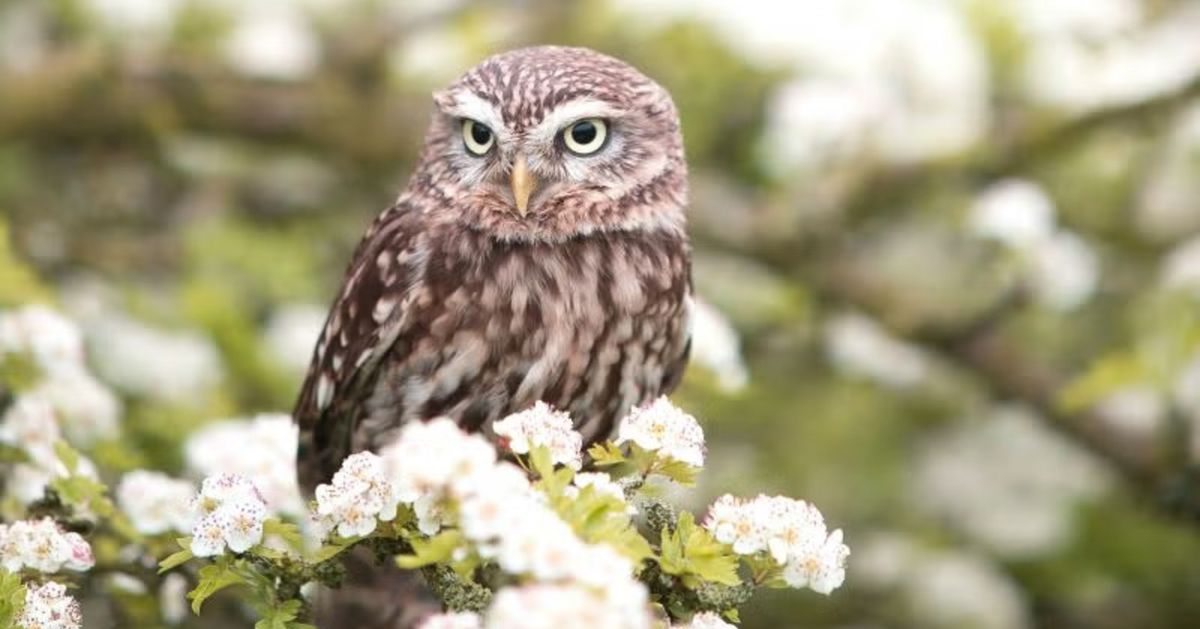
313, 451, 398, 538
703, 494, 768, 556
493, 402, 583, 469
703, 494, 850, 594
0, 517, 94, 573
1, 395, 101, 503
0, 305, 86, 378
782, 529, 850, 595
188, 474, 269, 557
485, 582, 653, 629
30, 370, 121, 446
381, 418, 497, 503
457, 462, 535, 542
419, 612, 483, 629
15, 581, 83, 629
680, 612, 737, 629
116, 470, 196, 535
186, 414, 306, 519
616, 398, 706, 467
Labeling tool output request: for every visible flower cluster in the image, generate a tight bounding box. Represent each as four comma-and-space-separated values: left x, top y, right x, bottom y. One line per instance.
185, 413, 306, 519
492, 401, 583, 469
188, 474, 269, 557
15, 581, 83, 629
313, 451, 398, 537
704, 495, 849, 594
116, 470, 197, 536
0, 517, 94, 574
616, 397, 706, 467
0, 307, 112, 503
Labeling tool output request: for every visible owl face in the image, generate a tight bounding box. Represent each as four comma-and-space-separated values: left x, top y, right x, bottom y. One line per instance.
413, 46, 688, 243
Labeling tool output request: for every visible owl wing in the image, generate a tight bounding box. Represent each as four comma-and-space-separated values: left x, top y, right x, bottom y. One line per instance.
293, 203, 426, 491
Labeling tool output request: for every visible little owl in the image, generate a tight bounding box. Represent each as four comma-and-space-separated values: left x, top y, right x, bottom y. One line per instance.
293, 46, 692, 626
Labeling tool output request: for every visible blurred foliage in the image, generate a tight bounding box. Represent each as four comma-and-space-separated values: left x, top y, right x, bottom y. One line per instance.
4, 0, 1200, 628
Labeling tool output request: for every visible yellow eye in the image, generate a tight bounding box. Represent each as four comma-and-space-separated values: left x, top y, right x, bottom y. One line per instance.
462, 119, 494, 156
562, 119, 608, 155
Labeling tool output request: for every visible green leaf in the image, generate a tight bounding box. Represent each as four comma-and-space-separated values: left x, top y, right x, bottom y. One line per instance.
658, 512, 740, 587
311, 536, 361, 563
656, 459, 700, 486
395, 530, 463, 569
189, 560, 248, 615
587, 442, 626, 467
158, 537, 195, 574
53, 440, 80, 474
263, 518, 304, 550
0, 569, 26, 628
254, 599, 304, 629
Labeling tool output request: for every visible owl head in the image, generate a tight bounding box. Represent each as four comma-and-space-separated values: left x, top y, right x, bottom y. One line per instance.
411, 46, 687, 243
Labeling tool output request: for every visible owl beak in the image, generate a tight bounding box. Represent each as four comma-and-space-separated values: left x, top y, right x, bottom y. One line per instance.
510, 153, 537, 216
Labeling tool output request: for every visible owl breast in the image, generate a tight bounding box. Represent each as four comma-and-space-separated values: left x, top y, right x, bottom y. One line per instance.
352, 226, 692, 453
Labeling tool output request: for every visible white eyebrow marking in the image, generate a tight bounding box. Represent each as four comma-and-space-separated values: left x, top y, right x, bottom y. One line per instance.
529, 98, 621, 146
438, 90, 509, 139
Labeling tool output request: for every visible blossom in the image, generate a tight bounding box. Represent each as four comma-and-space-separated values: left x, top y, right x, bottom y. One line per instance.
824, 313, 928, 389
223, 2, 319, 80
16, 581, 83, 629
29, 370, 121, 446
314, 451, 399, 538
703, 493, 848, 593
493, 402, 583, 470
680, 611, 737, 629
782, 529, 850, 595
262, 304, 327, 373
381, 418, 497, 504
186, 414, 306, 519
968, 179, 1056, 250
687, 298, 749, 393
419, 612, 483, 629
0, 396, 101, 504
457, 463, 535, 542
485, 582, 652, 629
616, 398, 705, 467
702, 494, 768, 556
0, 305, 86, 379
116, 470, 196, 535
86, 313, 222, 403
188, 473, 269, 557
0, 517, 94, 573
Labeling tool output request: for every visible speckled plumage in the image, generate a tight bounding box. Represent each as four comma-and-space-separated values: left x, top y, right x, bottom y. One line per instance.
292, 46, 692, 626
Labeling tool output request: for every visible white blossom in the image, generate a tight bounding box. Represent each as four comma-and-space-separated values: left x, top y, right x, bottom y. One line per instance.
314, 450, 400, 538
0, 517, 95, 574
616, 398, 705, 468
0, 305, 86, 379
1028, 231, 1100, 311
1161, 235, 1200, 293
0, 395, 101, 504
968, 179, 1057, 250
381, 418, 497, 504
457, 463, 535, 542
86, 313, 222, 403
16, 581, 83, 629
186, 413, 306, 519
263, 304, 327, 373
824, 312, 928, 389
493, 402, 583, 470
419, 612, 483, 629
687, 298, 749, 392
223, 2, 319, 80
188, 473, 269, 557
159, 572, 189, 625
30, 370, 121, 446
116, 470, 196, 535
679, 611, 738, 629
913, 406, 1111, 558
485, 582, 652, 629
781, 529, 850, 595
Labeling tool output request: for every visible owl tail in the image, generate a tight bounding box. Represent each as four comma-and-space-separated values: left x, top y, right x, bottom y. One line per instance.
313, 546, 442, 629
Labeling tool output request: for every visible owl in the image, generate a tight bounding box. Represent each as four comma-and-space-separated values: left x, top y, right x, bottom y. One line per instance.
293, 46, 692, 626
